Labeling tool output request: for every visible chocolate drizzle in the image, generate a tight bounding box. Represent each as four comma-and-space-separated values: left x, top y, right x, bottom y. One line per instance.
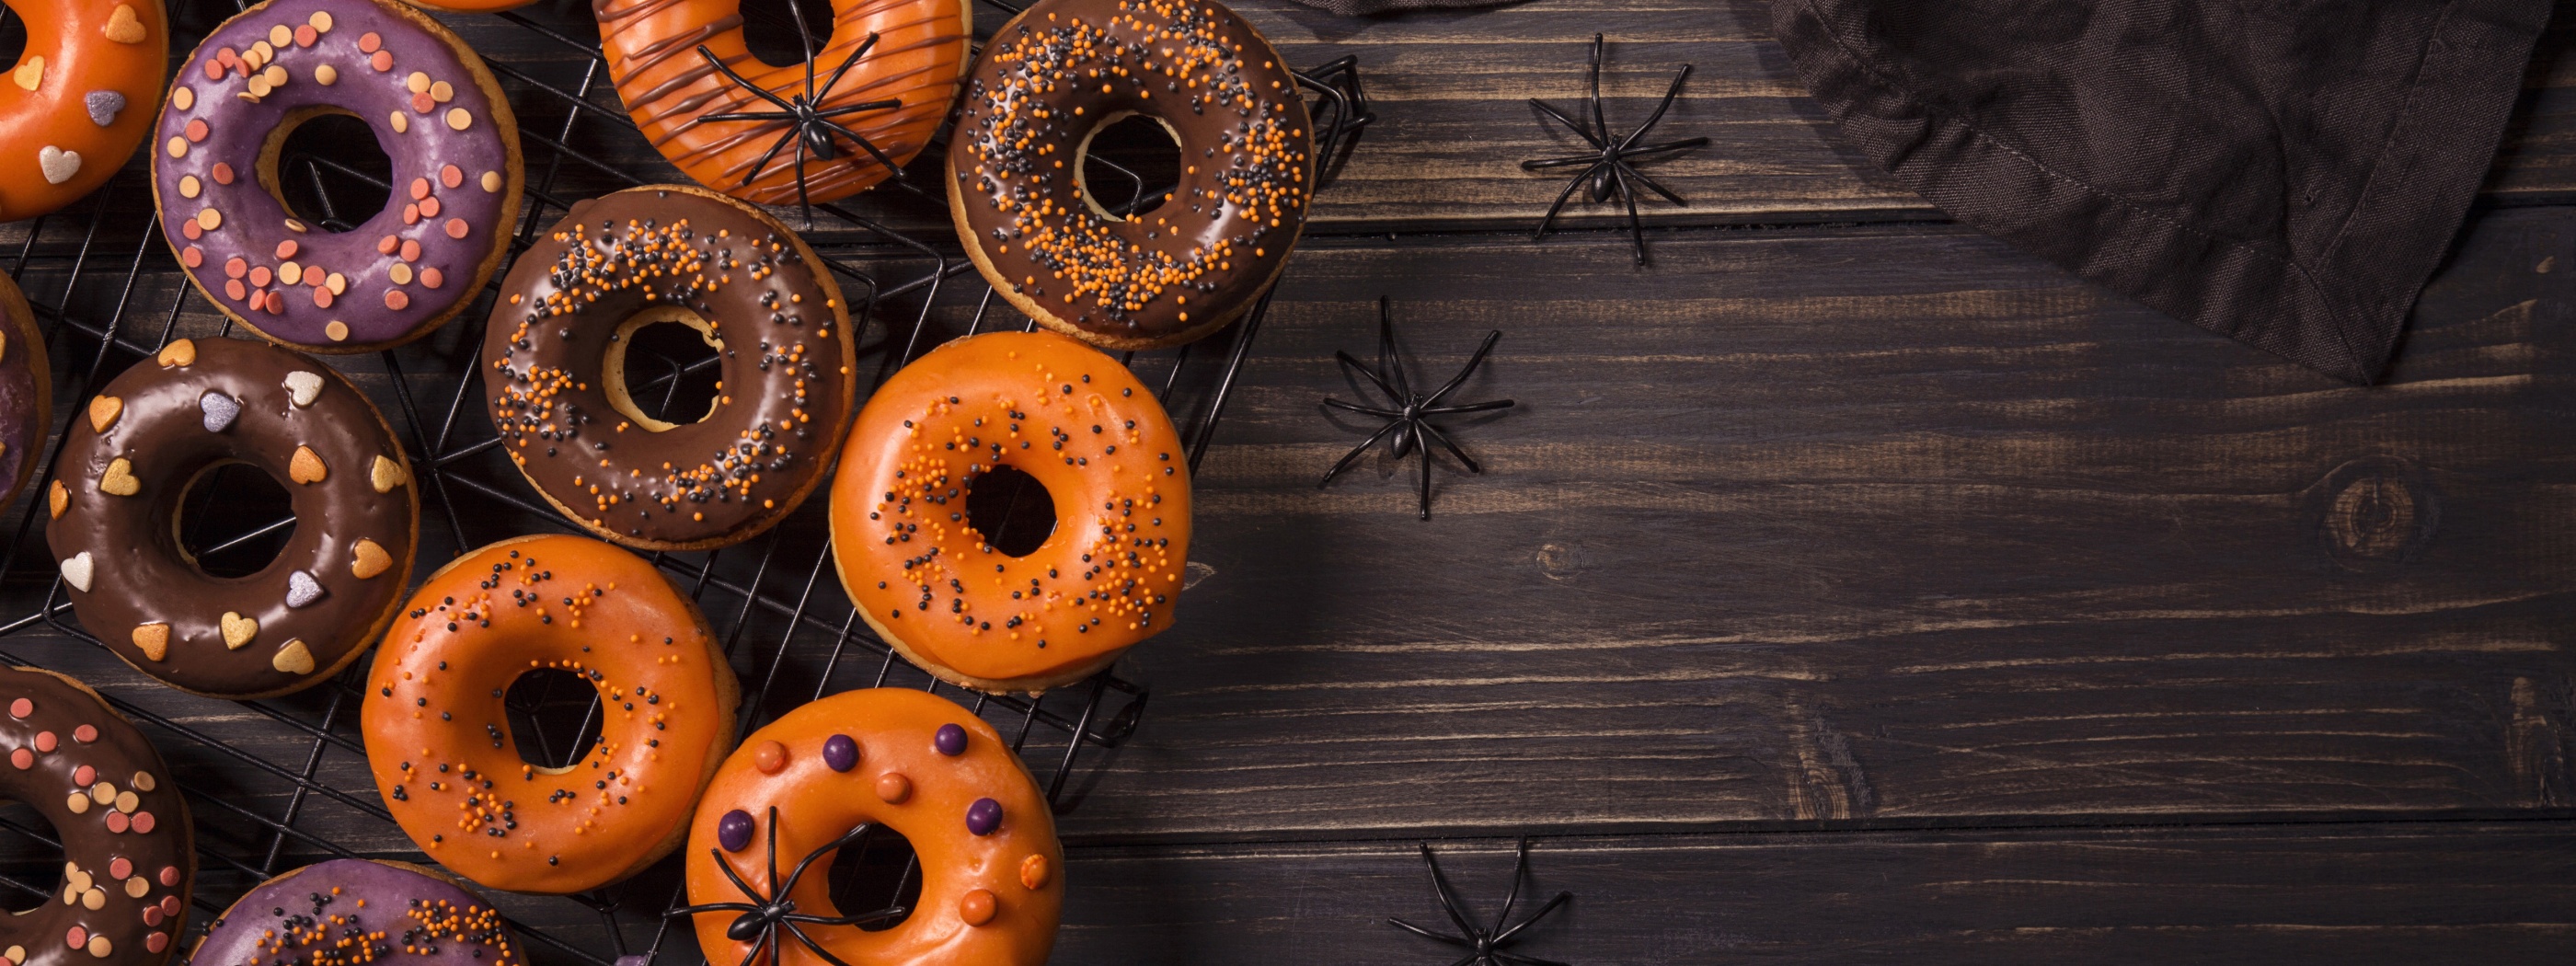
948, 0, 1312, 349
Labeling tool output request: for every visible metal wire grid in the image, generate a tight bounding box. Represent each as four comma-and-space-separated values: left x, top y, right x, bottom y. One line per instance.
0, 0, 1371, 961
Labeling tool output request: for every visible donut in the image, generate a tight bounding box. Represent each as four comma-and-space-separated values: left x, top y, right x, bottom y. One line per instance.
948, 0, 1312, 350
153, 0, 523, 352
0, 270, 53, 509
0, 666, 193, 966
46, 338, 420, 700
0, 1, 169, 221
827, 330, 1190, 693
187, 859, 519, 966
597, 0, 970, 208
481, 185, 857, 550
362, 534, 741, 894
683, 688, 1061, 966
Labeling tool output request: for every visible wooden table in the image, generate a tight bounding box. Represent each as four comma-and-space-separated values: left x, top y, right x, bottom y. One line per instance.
3, 0, 2571, 962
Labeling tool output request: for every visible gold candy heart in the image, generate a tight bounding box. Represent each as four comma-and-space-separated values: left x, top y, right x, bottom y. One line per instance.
46, 480, 64, 519
98, 458, 137, 497
129, 624, 167, 661
156, 339, 195, 367
289, 446, 327, 484
219, 611, 256, 650
102, 6, 145, 44
86, 397, 121, 433
11, 56, 40, 92
369, 454, 407, 493
271, 639, 314, 675
351, 539, 392, 580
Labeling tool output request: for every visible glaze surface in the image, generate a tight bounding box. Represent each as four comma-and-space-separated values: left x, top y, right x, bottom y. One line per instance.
187, 859, 519, 966
0, 0, 167, 221
0, 270, 52, 510
0, 666, 191, 966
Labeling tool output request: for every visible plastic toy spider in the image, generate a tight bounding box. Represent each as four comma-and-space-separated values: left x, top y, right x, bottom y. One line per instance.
694, 0, 906, 223
1522, 34, 1709, 266
1320, 297, 1513, 520
666, 806, 908, 966
1389, 838, 1573, 966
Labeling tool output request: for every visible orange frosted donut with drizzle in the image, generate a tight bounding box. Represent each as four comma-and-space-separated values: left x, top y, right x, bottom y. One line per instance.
827, 330, 1190, 693
682, 688, 1062, 966
361, 534, 740, 894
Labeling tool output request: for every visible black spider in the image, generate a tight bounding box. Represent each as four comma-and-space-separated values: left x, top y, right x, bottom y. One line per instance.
694, 0, 906, 224
1522, 34, 1709, 266
1319, 297, 1513, 520
665, 807, 907, 966
1390, 838, 1573, 966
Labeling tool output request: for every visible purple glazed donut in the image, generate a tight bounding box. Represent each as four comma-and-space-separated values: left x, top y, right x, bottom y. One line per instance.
152, 0, 522, 353
187, 859, 522, 966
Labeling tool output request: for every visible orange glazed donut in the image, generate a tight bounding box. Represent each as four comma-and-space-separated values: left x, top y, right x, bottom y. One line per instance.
682, 688, 1061, 966
362, 534, 740, 894
0, 0, 168, 221
596, 0, 971, 208
828, 330, 1190, 693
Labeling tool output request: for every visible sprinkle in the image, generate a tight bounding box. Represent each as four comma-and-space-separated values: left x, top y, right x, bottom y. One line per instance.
446, 108, 472, 131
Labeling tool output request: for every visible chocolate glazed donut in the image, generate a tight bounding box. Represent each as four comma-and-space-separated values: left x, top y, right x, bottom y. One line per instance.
482, 185, 855, 550
948, 0, 1312, 350
0, 666, 193, 966
0, 270, 53, 509
47, 339, 420, 699
154, 0, 523, 352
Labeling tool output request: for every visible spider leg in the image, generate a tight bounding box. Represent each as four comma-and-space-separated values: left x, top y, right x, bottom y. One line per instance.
1322, 397, 1402, 419
1386, 916, 1471, 947
1317, 420, 1403, 489
664, 902, 758, 919
730, 926, 770, 966
1422, 329, 1504, 408
775, 822, 879, 899
699, 109, 799, 123
1334, 349, 1399, 403
696, 46, 798, 112
781, 903, 907, 927
1525, 98, 1608, 149
1490, 837, 1532, 936
1419, 399, 1515, 416
1614, 163, 1648, 265
785, 0, 820, 98
818, 32, 883, 99
1610, 63, 1696, 155
779, 922, 880, 966
1378, 297, 1413, 400
1420, 845, 1484, 938
793, 127, 816, 226
1519, 153, 1613, 170
1492, 953, 1573, 966
1490, 891, 1572, 945
1611, 157, 1692, 207
1531, 159, 1613, 241
764, 807, 786, 904
711, 847, 769, 905
813, 118, 910, 182
1611, 136, 1710, 162
736, 128, 799, 190
1416, 427, 1435, 518
814, 99, 903, 119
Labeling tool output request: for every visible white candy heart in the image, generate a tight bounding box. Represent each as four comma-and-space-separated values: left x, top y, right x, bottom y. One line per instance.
200, 392, 239, 432
59, 552, 92, 592
283, 371, 322, 407
285, 569, 324, 607
37, 146, 79, 186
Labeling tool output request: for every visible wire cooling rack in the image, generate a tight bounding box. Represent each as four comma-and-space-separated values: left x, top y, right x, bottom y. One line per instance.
0, 0, 1370, 961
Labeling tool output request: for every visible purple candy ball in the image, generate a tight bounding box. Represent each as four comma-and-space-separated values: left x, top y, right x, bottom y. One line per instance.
935, 723, 969, 756
717, 809, 755, 852
966, 798, 1003, 836
822, 734, 858, 772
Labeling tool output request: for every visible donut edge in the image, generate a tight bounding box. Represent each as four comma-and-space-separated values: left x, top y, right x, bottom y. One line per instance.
7, 664, 198, 966
0, 268, 52, 510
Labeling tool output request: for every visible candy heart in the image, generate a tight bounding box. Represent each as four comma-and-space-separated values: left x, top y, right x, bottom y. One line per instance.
102, 6, 146, 44
200, 392, 239, 432
270, 639, 314, 675
37, 146, 80, 186
129, 625, 167, 661
369, 454, 407, 493
98, 458, 138, 497
219, 612, 256, 650
288, 446, 326, 484
86, 397, 121, 432
47, 480, 65, 519
156, 339, 195, 367
59, 553, 93, 592
84, 91, 122, 128
283, 371, 322, 407
11, 56, 40, 91
284, 570, 324, 608
351, 539, 392, 580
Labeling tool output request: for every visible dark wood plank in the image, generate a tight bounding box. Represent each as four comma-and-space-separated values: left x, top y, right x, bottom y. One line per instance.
1054, 822, 2576, 964
1023, 202, 2576, 839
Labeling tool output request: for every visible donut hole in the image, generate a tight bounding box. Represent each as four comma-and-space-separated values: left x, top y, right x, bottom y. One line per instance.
502, 669, 605, 771
0, 6, 28, 79
823, 823, 921, 932
173, 463, 298, 579
0, 800, 59, 913
739, 0, 839, 69
263, 109, 394, 234
966, 465, 1057, 558
604, 310, 726, 431
1077, 113, 1183, 220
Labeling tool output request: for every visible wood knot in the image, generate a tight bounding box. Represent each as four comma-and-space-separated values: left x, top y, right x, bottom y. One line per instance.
2311, 457, 2438, 571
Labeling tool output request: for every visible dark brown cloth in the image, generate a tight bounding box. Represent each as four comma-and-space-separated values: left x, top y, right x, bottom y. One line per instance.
1772, 0, 2552, 383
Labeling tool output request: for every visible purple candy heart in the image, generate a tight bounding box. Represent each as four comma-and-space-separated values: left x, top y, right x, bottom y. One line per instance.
85, 91, 122, 127
934, 723, 968, 757
200, 391, 239, 432
822, 734, 858, 772
716, 809, 754, 852
965, 798, 1002, 836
